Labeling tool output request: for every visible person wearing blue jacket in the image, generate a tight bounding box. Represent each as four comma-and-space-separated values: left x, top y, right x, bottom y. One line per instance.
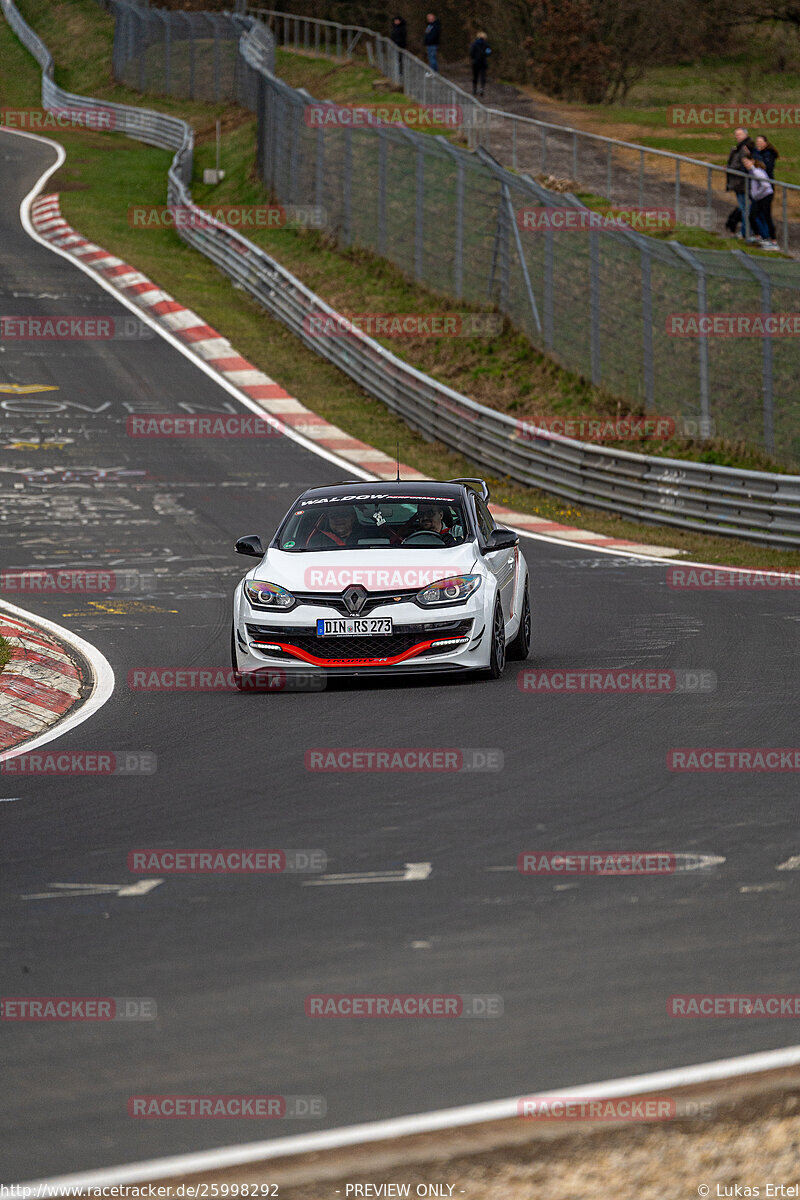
469, 31, 491, 96
424, 13, 441, 72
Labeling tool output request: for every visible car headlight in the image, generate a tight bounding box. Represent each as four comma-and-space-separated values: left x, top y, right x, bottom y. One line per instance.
244, 580, 296, 610
415, 574, 481, 607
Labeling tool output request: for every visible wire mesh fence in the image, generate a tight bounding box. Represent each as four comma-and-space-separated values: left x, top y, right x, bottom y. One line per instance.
105, 2, 800, 466
253, 8, 800, 258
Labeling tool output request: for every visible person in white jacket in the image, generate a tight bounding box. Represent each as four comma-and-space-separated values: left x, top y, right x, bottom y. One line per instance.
741, 155, 775, 247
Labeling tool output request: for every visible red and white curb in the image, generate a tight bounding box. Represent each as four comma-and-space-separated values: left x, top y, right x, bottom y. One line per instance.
29, 193, 679, 559
0, 609, 85, 752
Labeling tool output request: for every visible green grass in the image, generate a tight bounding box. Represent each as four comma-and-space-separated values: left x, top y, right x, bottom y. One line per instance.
3, 0, 800, 569
0, 637, 11, 672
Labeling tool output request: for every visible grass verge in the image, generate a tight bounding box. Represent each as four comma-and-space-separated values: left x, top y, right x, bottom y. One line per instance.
0, 638, 11, 672
2, 0, 800, 569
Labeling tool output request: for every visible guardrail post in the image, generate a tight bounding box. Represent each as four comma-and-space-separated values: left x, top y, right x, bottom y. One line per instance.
415, 142, 424, 282
572, 130, 577, 182
669, 241, 711, 438
734, 250, 775, 456
706, 166, 712, 233
606, 143, 612, 203
640, 242, 655, 412
590, 230, 601, 384
638, 150, 644, 208
674, 159, 680, 224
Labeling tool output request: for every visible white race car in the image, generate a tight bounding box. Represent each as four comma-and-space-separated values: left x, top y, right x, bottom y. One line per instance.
231, 478, 530, 684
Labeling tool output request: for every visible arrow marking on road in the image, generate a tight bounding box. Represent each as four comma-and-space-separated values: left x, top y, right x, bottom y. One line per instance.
302, 862, 432, 887
21, 880, 164, 900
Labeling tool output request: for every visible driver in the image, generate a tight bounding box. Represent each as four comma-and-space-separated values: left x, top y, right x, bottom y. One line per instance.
414, 503, 456, 546
307, 507, 361, 548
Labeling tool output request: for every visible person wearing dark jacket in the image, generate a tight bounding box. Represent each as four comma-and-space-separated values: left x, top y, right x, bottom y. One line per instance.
469, 31, 491, 96
390, 15, 406, 77
755, 135, 779, 246
725, 127, 756, 236
424, 13, 441, 72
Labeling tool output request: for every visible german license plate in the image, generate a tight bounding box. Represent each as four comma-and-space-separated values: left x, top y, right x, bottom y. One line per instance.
316, 618, 393, 636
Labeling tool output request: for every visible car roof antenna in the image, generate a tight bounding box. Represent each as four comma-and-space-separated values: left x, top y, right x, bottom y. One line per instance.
395, 440, 400, 482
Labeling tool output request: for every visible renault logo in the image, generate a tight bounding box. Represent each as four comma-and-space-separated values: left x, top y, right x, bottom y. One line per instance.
342, 585, 368, 614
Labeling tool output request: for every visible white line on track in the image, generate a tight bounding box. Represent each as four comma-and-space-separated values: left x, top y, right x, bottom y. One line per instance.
0, 599, 114, 762
17, 1043, 800, 1189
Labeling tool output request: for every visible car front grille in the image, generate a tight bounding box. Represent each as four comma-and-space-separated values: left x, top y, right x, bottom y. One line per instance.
290, 589, 419, 616
246, 620, 473, 663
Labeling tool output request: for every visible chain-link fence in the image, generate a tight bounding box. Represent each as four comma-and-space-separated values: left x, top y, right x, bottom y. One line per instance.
253, 9, 800, 258
108, 2, 271, 107
109, 1, 800, 467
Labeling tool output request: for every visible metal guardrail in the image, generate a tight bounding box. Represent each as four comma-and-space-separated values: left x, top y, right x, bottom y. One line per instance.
252, 7, 800, 255
4, 0, 800, 547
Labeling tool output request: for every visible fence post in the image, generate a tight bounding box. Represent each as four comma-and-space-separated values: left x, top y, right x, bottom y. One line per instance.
504, 185, 541, 335
415, 141, 424, 282
674, 158, 680, 224
543, 228, 554, 350
669, 241, 711, 436
378, 131, 387, 257
316, 125, 325, 221
640, 242, 655, 412
589, 230, 600, 384
734, 250, 775, 455
212, 15, 221, 102
163, 10, 171, 94
343, 126, 352, 246
138, 10, 146, 91
572, 130, 577, 183
188, 14, 196, 99
638, 150, 644, 208
606, 143, 611, 202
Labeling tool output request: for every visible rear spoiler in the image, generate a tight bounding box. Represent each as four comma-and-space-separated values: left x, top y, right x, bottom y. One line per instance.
448, 478, 490, 503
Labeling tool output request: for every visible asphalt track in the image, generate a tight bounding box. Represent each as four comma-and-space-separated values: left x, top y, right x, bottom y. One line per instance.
1, 128, 799, 1182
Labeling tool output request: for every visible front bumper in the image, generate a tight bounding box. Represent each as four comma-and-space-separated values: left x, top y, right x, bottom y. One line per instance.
234, 600, 489, 673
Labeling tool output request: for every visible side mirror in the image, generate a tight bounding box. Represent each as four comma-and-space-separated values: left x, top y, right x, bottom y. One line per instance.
235, 534, 265, 557
485, 528, 518, 552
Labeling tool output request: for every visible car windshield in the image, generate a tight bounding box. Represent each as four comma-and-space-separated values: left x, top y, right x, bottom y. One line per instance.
277, 496, 469, 552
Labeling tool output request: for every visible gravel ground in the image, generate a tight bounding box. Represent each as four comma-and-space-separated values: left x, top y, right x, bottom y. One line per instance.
234, 1087, 800, 1200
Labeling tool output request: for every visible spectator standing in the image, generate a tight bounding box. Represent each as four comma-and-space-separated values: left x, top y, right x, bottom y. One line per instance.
725, 126, 756, 237
469, 30, 491, 96
390, 15, 407, 78
755, 134, 780, 248
742, 155, 775, 247
424, 12, 441, 72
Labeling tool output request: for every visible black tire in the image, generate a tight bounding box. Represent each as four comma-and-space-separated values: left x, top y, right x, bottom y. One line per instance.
506, 586, 531, 661
486, 598, 506, 679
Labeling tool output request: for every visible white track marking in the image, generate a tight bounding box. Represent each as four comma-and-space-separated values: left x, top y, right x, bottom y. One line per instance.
776, 855, 800, 870
0, 600, 114, 762
303, 862, 432, 886
6, 127, 374, 483
21, 880, 163, 900
17, 1044, 800, 1189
